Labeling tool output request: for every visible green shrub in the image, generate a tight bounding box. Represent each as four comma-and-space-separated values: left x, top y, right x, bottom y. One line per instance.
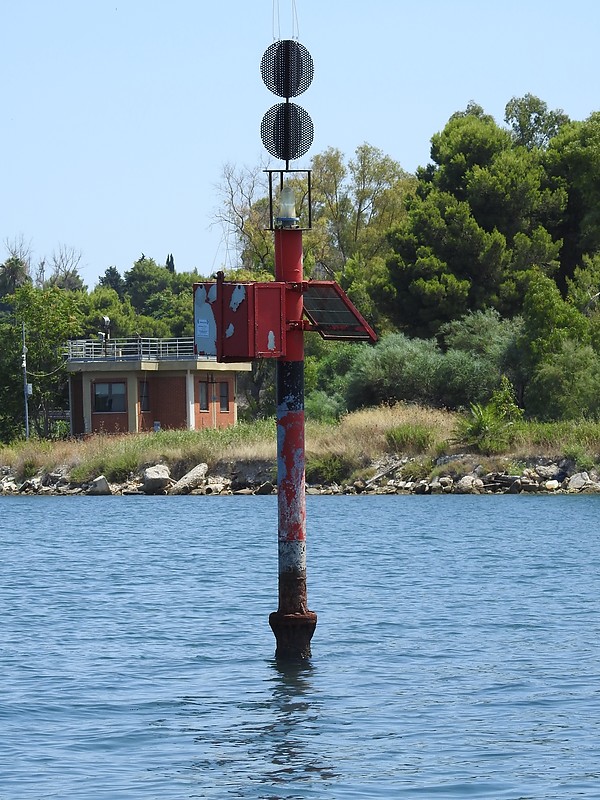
456, 402, 513, 454
345, 334, 440, 410
19, 458, 40, 480
524, 341, 600, 420
305, 453, 358, 485
305, 390, 346, 422
455, 377, 523, 454
562, 445, 596, 473
386, 423, 433, 454
432, 349, 498, 408
398, 457, 434, 481
489, 375, 523, 422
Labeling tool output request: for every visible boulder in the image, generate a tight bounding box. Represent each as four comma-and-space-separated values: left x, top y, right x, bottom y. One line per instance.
456, 475, 477, 494
520, 478, 539, 492
579, 483, 600, 494
534, 463, 565, 482
169, 463, 208, 495
142, 464, 171, 494
508, 478, 522, 494
255, 481, 275, 495
567, 472, 591, 492
87, 475, 112, 495
19, 477, 42, 493
413, 480, 430, 495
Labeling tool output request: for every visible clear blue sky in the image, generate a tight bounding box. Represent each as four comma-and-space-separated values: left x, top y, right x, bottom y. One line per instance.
2, 0, 599, 289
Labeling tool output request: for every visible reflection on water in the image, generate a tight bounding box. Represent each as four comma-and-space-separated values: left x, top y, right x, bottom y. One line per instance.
183, 659, 336, 799
263, 660, 337, 786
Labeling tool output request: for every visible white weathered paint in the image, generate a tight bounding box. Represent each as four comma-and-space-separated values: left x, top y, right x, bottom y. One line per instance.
278, 540, 307, 571
230, 284, 246, 311
267, 330, 276, 350
194, 285, 217, 357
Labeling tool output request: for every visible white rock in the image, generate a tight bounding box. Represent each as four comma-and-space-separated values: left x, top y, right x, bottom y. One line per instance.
568, 472, 591, 492
456, 475, 476, 493
88, 475, 112, 495
169, 463, 208, 495
143, 464, 171, 494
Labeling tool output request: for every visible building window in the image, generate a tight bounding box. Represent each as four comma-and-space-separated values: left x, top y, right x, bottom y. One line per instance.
139, 380, 150, 412
219, 381, 229, 412
93, 382, 126, 413
199, 382, 209, 412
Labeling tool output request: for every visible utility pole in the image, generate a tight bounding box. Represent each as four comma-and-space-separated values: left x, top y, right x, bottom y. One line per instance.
21, 322, 30, 440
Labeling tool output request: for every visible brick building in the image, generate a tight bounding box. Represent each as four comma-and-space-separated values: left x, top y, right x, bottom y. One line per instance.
65, 337, 251, 435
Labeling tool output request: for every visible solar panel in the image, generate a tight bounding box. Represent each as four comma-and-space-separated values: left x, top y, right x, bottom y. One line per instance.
302, 281, 377, 342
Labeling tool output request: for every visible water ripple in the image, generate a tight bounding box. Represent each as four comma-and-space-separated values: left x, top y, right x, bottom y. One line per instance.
1, 494, 600, 798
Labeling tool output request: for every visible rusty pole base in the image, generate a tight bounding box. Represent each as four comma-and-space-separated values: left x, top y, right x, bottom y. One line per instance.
269, 611, 317, 660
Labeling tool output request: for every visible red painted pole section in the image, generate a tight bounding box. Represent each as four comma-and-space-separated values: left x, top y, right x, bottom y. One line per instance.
269, 227, 317, 660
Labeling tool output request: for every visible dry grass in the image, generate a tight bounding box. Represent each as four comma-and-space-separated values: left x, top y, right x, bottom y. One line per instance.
304, 404, 458, 484
307, 404, 458, 461
342, 404, 457, 452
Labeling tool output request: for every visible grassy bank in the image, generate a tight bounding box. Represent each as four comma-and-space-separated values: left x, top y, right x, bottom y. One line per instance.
2, 405, 600, 484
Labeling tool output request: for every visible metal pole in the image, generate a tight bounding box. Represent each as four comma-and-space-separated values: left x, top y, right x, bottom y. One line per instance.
269, 227, 317, 660
21, 322, 30, 440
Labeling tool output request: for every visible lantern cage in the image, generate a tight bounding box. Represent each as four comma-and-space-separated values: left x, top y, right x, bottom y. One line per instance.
265, 169, 312, 231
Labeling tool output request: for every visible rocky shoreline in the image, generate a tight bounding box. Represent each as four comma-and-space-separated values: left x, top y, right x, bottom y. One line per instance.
3, 454, 600, 497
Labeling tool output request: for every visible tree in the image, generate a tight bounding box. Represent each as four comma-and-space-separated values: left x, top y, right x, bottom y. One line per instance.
439, 309, 526, 402
0, 255, 31, 297
519, 269, 589, 368
0, 315, 23, 441
79, 286, 139, 338
307, 144, 414, 279
45, 244, 86, 291
98, 266, 125, 298
123, 256, 171, 314
386, 190, 508, 335
386, 101, 566, 334
504, 94, 569, 150
118, 256, 202, 337
427, 105, 512, 199
544, 112, 600, 282
7, 284, 83, 437
213, 145, 415, 330
213, 161, 274, 273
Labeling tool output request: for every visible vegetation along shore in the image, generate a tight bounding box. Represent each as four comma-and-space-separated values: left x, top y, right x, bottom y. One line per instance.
4, 405, 600, 497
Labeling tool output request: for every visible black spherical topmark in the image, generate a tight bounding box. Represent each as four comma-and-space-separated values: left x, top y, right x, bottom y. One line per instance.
261, 39, 313, 99
261, 102, 314, 162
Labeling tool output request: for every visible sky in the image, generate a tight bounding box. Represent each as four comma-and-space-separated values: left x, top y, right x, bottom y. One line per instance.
2, 0, 599, 289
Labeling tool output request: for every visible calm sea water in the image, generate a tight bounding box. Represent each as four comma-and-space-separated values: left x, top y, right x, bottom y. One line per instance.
1, 494, 600, 799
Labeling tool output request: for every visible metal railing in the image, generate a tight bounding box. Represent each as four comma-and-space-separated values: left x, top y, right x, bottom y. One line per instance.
65, 337, 205, 362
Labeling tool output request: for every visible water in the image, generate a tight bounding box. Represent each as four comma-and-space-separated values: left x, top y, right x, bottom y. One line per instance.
2, 494, 600, 799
